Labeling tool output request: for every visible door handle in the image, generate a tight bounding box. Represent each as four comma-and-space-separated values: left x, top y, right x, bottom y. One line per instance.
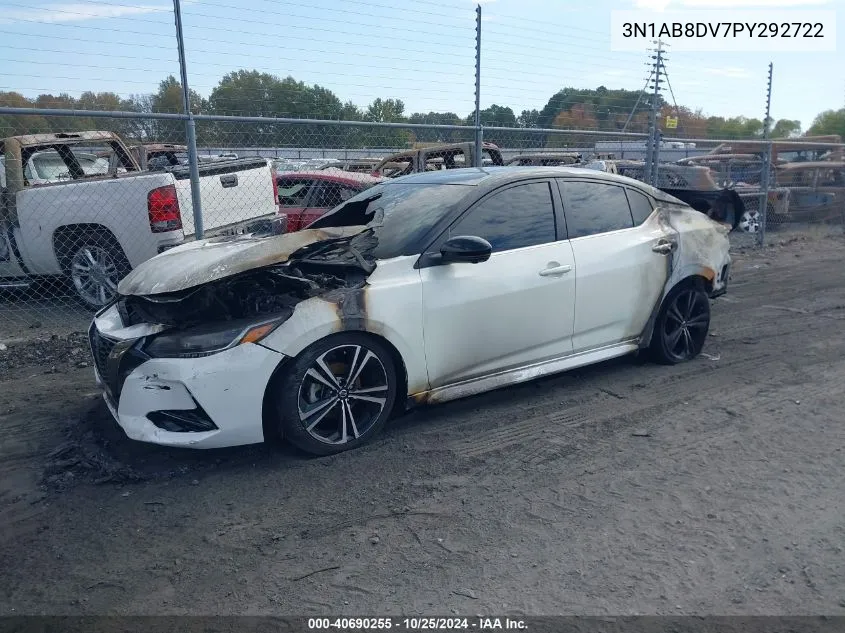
652, 240, 676, 255
539, 264, 572, 277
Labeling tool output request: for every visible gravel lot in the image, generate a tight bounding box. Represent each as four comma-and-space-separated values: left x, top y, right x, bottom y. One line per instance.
1, 230, 844, 616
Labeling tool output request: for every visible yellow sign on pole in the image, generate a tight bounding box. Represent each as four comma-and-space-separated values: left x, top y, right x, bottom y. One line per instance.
665, 116, 679, 129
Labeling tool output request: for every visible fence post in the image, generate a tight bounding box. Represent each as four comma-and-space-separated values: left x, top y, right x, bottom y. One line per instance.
474, 4, 483, 168
644, 40, 664, 186
758, 62, 774, 247
172, 0, 204, 240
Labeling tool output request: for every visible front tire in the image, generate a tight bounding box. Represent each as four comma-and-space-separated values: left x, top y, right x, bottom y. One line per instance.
650, 283, 711, 365
274, 333, 399, 456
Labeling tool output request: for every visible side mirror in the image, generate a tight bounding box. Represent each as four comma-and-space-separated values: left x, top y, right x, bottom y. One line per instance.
440, 235, 492, 264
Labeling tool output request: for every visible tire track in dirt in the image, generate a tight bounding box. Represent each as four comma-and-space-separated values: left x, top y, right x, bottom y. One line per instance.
464, 347, 844, 477
401, 306, 835, 460
457, 351, 771, 459
453, 315, 845, 473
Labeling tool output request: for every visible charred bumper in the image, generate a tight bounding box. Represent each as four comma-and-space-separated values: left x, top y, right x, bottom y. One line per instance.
88, 304, 283, 448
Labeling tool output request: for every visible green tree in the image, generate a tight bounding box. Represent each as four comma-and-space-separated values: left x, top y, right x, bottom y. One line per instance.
407, 112, 468, 144
705, 116, 764, 139
365, 98, 406, 123
473, 104, 517, 127
807, 108, 845, 138
517, 109, 540, 128
771, 118, 801, 138
152, 76, 204, 114
0, 91, 48, 136
365, 98, 409, 148
146, 76, 207, 143
207, 71, 346, 146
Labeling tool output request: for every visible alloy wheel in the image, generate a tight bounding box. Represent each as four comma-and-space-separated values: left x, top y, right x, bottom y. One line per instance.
662, 288, 710, 362
70, 245, 120, 308
297, 344, 389, 446
738, 209, 761, 233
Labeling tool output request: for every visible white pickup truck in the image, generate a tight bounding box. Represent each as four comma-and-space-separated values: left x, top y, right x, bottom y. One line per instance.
0, 131, 279, 308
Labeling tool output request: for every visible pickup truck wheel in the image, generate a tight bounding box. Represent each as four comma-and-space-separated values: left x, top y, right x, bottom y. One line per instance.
61, 234, 130, 309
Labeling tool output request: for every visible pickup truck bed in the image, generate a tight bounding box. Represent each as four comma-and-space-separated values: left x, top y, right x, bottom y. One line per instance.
1, 131, 278, 309
169, 157, 278, 237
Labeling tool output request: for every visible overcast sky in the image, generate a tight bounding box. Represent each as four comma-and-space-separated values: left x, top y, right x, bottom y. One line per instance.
1, 0, 843, 131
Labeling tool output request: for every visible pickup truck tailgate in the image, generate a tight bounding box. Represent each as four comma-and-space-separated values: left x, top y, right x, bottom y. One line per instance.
171, 158, 277, 237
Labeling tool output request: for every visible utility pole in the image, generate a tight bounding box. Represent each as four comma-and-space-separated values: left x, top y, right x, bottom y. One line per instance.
173, 0, 204, 239
473, 4, 483, 168
758, 62, 773, 247
643, 39, 665, 186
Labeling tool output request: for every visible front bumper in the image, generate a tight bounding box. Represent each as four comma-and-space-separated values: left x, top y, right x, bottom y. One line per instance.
89, 307, 285, 449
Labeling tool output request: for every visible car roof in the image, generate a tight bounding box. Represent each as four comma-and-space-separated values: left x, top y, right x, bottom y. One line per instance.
384, 166, 668, 194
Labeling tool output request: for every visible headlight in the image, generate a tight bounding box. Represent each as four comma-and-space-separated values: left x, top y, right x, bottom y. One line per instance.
144, 317, 282, 358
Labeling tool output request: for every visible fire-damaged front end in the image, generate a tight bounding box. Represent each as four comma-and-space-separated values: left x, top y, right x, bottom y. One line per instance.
89, 225, 379, 448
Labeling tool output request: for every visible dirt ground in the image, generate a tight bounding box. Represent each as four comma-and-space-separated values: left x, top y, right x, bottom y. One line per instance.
1, 229, 845, 616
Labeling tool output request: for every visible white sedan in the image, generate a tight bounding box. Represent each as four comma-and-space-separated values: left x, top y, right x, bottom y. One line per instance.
89, 167, 731, 455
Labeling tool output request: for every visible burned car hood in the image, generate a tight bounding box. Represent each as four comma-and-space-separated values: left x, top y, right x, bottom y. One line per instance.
117, 225, 369, 296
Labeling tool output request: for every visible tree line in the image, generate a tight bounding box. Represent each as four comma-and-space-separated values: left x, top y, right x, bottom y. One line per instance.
1, 71, 842, 149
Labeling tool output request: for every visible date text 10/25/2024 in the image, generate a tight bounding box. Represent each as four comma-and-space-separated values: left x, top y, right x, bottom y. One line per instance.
307, 617, 528, 631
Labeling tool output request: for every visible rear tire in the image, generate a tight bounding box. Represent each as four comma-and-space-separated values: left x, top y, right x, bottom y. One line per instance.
649, 282, 711, 365
58, 231, 131, 310
273, 333, 399, 456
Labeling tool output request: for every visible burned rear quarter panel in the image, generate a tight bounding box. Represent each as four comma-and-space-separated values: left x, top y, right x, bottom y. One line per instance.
259, 254, 430, 396
663, 203, 731, 291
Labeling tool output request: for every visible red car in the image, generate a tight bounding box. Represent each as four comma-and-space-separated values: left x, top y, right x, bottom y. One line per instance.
275, 169, 384, 232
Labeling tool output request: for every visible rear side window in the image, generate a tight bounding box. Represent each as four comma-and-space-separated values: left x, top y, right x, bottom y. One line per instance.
313, 182, 362, 208
277, 179, 313, 207
625, 188, 654, 225
561, 180, 634, 238
450, 181, 556, 252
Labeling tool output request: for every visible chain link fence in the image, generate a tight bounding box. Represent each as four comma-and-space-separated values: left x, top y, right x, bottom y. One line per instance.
1, 109, 844, 336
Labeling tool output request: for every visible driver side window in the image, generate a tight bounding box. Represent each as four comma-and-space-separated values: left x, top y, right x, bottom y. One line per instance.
449, 181, 557, 253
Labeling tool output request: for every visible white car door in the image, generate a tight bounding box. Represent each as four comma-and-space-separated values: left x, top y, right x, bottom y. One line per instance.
419, 180, 576, 389
558, 178, 672, 353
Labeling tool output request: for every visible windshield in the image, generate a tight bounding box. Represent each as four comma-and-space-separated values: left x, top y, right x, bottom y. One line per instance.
308, 182, 475, 258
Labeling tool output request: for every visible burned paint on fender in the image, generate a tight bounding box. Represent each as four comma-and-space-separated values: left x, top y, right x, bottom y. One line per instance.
323, 286, 369, 332
637, 202, 731, 348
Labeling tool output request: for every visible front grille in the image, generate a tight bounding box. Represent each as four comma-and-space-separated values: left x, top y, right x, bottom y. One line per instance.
89, 326, 146, 398
89, 326, 117, 380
